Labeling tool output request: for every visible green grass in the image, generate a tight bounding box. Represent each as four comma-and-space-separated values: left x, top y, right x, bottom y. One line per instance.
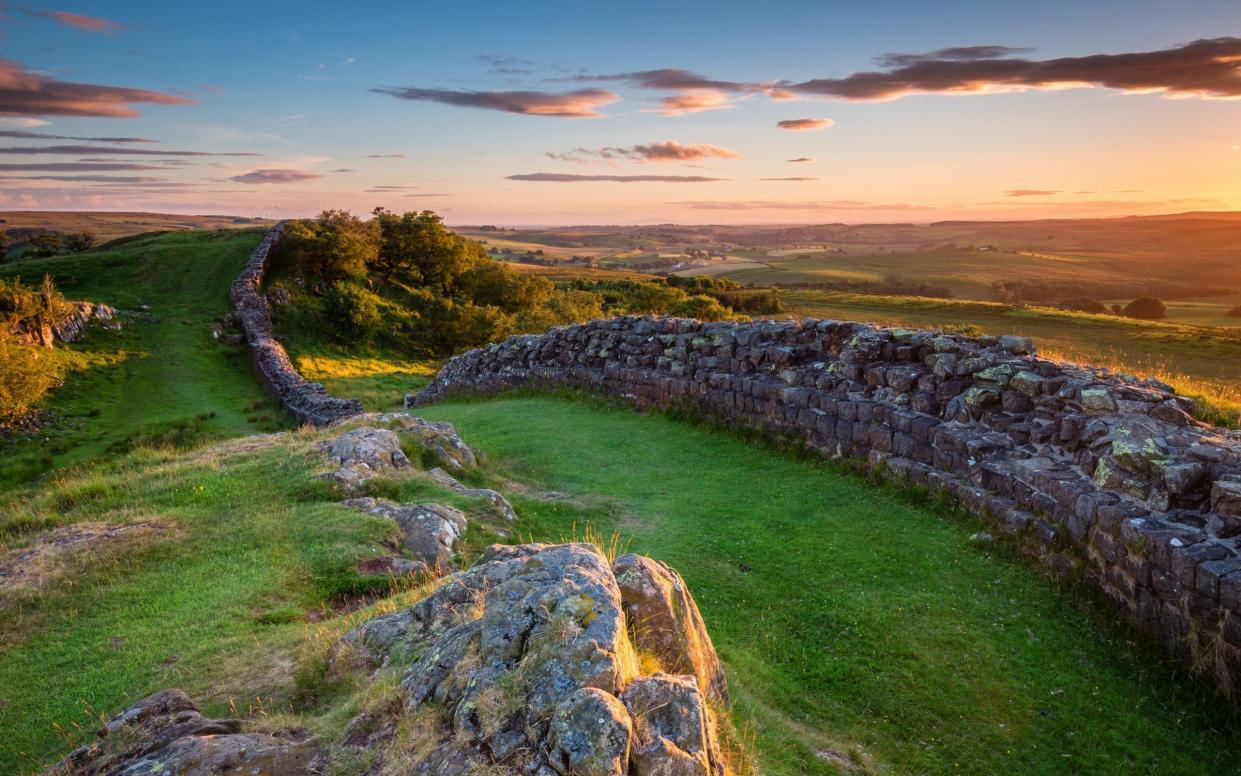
417, 396, 1241, 776
0, 230, 288, 490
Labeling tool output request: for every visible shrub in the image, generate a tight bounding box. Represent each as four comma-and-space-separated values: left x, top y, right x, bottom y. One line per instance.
1122, 296, 1167, 320
63, 231, 96, 253
27, 233, 64, 258
670, 294, 734, 321
322, 281, 381, 342
0, 333, 60, 420
0, 229, 10, 261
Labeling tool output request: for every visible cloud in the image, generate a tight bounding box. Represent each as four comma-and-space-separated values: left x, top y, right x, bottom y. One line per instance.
0, 130, 156, 142
366, 153, 406, 158
1005, 189, 1060, 196
403, 192, 452, 197
0, 162, 166, 171
229, 168, 322, 184
331, 168, 354, 173
0, 174, 167, 183
668, 199, 931, 211
547, 141, 740, 163
0, 117, 50, 128
760, 177, 818, 181
372, 86, 619, 117
478, 55, 538, 76
787, 157, 814, 163
0, 144, 260, 156
24, 9, 123, 34
568, 68, 792, 115
507, 173, 725, 183
777, 118, 834, 131
366, 185, 419, 191
791, 37, 1241, 101
0, 58, 194, 117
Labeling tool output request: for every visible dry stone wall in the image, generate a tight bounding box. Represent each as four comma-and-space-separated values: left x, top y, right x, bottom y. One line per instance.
416, 315, 1241, 687
230, 223, 362, 426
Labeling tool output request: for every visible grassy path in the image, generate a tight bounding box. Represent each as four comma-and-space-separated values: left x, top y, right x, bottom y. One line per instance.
0, 230, 283, 488
420, 396, 1241, 776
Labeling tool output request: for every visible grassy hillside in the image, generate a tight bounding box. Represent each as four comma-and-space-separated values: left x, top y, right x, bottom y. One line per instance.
5, 398, 1240, 773
0, 229, 286, 489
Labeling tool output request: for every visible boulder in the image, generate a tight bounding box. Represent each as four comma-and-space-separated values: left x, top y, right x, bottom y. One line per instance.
322, 427, 411, 471
334, 543, 727, 776
621, 674, 721, 776
54, 688, 321, 776
612, 554, 728, 702
343, 497, 467, 568
428, 466, 518, 521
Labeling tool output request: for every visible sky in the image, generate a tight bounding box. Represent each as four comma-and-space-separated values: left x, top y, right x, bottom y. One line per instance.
1, 0, 1240, 224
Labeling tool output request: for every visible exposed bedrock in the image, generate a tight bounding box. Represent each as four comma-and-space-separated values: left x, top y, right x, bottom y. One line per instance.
415, 315, 1241, 690
230, 223, 363, 426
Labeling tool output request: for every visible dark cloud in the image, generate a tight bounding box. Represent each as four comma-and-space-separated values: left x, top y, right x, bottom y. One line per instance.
229, 168, 322, 184
874, 45, 1034, 68
507, 173, 725, 183
372, 86, 619, 117
0, 129, 156, 142
760, 177, 818, 181
777, 118, 834, 131
568, 68, 793, 115
22, 8, 124, 34
792, 37, 1241, 100
0, 58, 194, 117
366, 153, 406, 158
787, 157, 814, 163
332, 168, 355, 173
547, 141, 740, 163
1005, 189, 1060, 196
0, 162, 166, 171
0, 145, 260, 156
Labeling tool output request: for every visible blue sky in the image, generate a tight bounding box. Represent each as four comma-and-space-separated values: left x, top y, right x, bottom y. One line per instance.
2, 0, 1240, 223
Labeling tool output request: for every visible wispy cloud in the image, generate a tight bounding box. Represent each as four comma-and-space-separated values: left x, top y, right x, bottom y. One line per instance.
1005, 189, 1060, 196
372, 86, 620, 117
22, 8, 123, 34
0, 59, 194, 118
669, 199, 931, 211
791, 37, 1241, 101
0, 129, 156, 142
0, 162, 167, 171
0, 144, 260, 156
366, 153, 406, 158
0, 174, 167, 183
507, 173, 725, 183
568, 68, 793, 115
545, 140, 740, 163
787, 157, 814, 163
777, 118, 834, 131
229, 168, 322, 184
478, 54, 538, 76
760, 177, 818, 181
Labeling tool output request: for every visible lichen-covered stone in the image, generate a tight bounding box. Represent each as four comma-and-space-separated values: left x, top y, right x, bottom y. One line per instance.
343, 497, 466, 568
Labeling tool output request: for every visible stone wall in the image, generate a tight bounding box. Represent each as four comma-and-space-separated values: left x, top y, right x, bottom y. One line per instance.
230, 224, 363, 426
415, 316, 1241, 688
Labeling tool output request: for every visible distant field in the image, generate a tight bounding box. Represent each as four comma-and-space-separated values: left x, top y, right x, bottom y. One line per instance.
0, 211, 273, 246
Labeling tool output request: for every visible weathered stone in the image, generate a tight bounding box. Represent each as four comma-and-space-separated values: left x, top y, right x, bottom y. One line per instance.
1081, 386, 1118, 413
322, 427, 411, 471
613, 554, 727, 702
343, 497, 466, 567
622, 674, 721, 776
55, 688, 321, 776
549, 687, 633, 776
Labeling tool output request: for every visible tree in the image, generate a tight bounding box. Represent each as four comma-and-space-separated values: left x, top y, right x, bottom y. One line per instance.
280, 210, 375, 282
0, 229, 10, 261
0, 333, 59, 420
1122, 296, 1166, 320
64, 231, 96, 253
322, 280, 381, 342
371, 208, 474, 294
28, 233, 63, 258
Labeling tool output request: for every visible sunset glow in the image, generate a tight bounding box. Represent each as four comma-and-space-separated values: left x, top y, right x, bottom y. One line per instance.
1, 1, 1239, 223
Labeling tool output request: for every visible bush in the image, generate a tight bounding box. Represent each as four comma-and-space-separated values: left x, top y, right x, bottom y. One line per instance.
64, 231, 96, 253
0, 333, 60, 420
1122, 296, 1167, 320
322, 281, 381, 342
27, 233, 64, 258
670, 294, 734, 321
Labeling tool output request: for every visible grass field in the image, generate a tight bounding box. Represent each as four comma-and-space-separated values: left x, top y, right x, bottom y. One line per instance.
0, 211, 273, 246
5, 398, 1241, 774
0, 229, 286, 490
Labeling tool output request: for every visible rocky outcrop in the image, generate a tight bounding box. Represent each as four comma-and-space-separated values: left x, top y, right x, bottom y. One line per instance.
11, 301, 116, 348
53, 688, 321, 775
335, 542, 726, 775
415, 316, 1241, 689
230, 224, 363, 426
344, 497, 467, 568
